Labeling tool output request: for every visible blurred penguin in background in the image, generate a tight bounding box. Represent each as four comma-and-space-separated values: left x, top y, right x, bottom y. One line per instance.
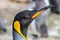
0, 11, 6, 32
28, 0, 51, 38
49, 0, 60, 14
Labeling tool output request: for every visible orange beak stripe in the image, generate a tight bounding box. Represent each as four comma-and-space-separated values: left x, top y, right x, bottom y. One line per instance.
32, 10, 45, 19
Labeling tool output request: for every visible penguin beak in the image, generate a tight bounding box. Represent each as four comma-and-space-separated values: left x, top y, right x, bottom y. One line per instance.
32, 5, 54, 19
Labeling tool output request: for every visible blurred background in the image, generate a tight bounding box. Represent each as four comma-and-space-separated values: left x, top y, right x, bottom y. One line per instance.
0, 0, 60, 40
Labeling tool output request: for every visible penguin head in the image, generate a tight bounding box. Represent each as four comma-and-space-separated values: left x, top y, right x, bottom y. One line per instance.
13, 5, 53, 40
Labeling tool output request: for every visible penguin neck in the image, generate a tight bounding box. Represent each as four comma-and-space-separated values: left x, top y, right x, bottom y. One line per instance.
13, 30, 25, 40
13, 30, 28, 40
13, 24, 28, 40
21, 25, 28, 37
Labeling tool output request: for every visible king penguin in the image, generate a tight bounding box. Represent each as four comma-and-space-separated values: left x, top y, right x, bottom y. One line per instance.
13, 5, 53, 40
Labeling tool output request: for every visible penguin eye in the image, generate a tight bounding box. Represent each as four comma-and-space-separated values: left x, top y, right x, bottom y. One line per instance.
22, 15, 31, 20
22, 13, 31, 19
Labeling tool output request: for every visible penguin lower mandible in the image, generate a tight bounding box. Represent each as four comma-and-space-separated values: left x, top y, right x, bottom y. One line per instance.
13, 5, 53, 40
